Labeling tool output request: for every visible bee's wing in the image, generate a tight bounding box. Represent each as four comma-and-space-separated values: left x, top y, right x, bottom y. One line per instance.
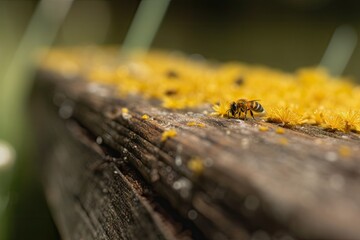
249, 99, 261, 102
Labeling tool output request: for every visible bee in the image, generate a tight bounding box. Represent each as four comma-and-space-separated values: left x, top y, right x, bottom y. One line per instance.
227, 99, 265, 120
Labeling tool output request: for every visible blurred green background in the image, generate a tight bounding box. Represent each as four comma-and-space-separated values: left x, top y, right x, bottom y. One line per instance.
1, 0, 360, 239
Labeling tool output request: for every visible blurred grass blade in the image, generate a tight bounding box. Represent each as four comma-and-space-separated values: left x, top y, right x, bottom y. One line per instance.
0, 0, 74, 145
0, 140, 15, 240
120, 0, 171, 57
320, 25, 358, 76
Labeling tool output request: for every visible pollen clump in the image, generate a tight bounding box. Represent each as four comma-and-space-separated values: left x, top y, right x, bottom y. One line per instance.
161, 129, 177, 142
342, 110, 360, 132
141, 114, 150, 120
258, 125, 269, 132
279, 137, 289, 145
266, 107, 304, 127
187, 157, 204, 175
121, 108, 129, 114
211, 101, 230, 118
187, 121, 205, 128
338, 145, 352, 158
275, 127, 285, 134
41, 47, 360, 133
121, 107, 131, 120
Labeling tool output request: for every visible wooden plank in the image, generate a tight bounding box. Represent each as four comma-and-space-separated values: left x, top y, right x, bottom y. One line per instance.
32, 70, 360, 240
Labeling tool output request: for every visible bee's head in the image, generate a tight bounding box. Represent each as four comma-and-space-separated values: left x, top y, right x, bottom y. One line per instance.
230, 102, 237, 116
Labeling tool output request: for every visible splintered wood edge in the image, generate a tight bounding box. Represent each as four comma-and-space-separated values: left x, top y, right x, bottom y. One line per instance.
35, 70, 360, 240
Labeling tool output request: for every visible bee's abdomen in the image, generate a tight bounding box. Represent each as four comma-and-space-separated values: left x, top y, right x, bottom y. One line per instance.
252, 102, 264, 112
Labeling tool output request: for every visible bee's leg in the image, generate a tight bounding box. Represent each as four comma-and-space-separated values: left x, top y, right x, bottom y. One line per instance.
244, 109, 247, 120
250, 110, 255, 119
233, 110, 237, 118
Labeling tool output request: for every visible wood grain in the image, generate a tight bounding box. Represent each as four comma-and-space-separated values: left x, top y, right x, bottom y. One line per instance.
32, 70, 360, 240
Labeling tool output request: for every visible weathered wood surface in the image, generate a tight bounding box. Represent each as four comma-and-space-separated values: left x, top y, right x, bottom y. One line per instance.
32, 70, 360, 240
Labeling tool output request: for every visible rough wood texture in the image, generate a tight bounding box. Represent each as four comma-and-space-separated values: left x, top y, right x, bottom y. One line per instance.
32, 70, 360, 240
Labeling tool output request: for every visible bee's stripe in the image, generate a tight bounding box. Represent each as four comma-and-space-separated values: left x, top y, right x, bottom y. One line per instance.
253, 102, 264, 112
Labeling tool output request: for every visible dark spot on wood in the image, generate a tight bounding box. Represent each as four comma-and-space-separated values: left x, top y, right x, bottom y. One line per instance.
104, 106, 122, 120
203, 117, 227, 127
